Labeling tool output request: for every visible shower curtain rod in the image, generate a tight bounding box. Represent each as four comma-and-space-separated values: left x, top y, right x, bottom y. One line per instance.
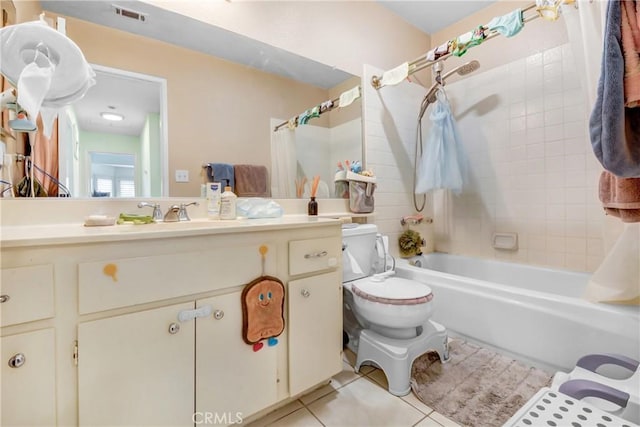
371, 2, 548, 89
273, 93, 347, 132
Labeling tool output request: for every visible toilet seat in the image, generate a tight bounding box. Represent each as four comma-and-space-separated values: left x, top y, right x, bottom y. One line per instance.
352, 277, 433, 306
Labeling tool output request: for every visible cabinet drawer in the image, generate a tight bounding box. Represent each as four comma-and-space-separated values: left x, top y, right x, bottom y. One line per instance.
1, 265, 55, 327
78, 245, 275, 314
289, 237, 340, 276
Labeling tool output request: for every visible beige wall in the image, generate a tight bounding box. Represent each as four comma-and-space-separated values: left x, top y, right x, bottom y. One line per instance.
142, 1, 431, 77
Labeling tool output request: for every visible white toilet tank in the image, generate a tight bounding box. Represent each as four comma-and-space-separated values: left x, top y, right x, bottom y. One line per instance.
342, 224, 378, 282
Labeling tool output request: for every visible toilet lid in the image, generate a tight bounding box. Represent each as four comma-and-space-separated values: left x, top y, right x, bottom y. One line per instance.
351, 277, 433, 306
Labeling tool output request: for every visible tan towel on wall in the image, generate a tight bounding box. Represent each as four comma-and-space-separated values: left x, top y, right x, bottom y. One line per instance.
234, 164, 270, 197
600, 170, 640, 222
621, 0, 640, 107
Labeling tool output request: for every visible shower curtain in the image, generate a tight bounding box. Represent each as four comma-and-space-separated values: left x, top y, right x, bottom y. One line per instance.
270, 120, 297, 199
562, 0, 640, 304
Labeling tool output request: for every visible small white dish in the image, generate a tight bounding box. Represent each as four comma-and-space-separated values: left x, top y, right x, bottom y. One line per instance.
84, 215, 116, 227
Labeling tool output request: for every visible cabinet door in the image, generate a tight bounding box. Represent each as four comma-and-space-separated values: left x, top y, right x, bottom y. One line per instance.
288, 271, 343, 396
196, 292, 278, 423
78, 302, 195, 426
1, 328, 56, 426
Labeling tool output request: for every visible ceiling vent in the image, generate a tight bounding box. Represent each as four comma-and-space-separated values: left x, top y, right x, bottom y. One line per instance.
112, 5, 147, 23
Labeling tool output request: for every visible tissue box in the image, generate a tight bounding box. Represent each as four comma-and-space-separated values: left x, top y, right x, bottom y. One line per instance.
346, 171, 376, 213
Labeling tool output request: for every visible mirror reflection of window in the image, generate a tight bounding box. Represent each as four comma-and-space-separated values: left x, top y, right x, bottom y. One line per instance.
58, 65, 167, 198
89, 152, 136, 198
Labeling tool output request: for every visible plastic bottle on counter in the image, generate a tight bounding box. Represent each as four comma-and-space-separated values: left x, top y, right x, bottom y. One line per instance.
219, 179, 237, 220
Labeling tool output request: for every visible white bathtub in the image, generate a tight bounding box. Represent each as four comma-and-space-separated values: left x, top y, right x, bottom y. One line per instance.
395, 253, 640, 372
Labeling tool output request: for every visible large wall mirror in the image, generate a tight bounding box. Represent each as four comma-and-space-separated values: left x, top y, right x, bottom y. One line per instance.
42, 0, 363, 199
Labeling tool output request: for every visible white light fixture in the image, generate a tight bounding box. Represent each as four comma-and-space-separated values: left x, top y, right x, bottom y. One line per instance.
100, 112, 124, 121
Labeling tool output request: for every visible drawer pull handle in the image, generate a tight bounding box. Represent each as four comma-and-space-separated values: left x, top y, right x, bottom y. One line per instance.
178, 305, 212, 322
301, 289, 311, 298
213, 310, 224, 320
304, 251, 328, 259
168, 323, 180, 334
0, 295, 9, 303
8, 353, 25, 368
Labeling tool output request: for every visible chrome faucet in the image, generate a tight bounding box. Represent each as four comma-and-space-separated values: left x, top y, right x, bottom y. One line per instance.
163, 205, 181, 222
138, 202, 163, 222
178, 202, 199, 221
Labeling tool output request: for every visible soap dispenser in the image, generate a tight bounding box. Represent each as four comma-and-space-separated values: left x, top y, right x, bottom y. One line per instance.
220, 179, 237, 220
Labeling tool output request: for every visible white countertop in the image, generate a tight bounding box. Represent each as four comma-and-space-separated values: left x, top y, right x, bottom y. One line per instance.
1, 216, 341, 248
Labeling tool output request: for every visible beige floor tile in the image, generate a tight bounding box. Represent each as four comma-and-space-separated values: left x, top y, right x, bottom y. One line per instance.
367, 369, 434, 415
413, 416, 444, 427
402, 392, 434, 416
299, 360, 361, 405
269, 408, 323, 427
343, 349, 357, 366
306, 377, 424, 427
342, 348, 375, 375
366, 368, 388, 389
428, 411, 462, 427
245, 401, 304, 427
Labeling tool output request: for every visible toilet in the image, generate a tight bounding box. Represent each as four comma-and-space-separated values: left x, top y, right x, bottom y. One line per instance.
342, 224, 449, 396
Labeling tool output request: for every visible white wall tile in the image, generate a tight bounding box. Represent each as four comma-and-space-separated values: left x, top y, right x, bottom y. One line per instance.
363, 44, 604, 273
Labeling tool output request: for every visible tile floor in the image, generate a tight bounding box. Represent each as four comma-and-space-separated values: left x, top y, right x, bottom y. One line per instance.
247, 350, 462, 427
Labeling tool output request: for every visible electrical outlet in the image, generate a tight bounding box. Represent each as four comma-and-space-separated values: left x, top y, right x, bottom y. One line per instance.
175, 169, 189, 183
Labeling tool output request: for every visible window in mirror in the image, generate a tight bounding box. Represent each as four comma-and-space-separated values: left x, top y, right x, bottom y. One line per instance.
89, 152, 136, 198
58, 65, 168, 198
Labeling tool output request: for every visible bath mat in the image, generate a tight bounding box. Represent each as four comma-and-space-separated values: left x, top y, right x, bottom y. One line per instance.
410, 339, 553, 427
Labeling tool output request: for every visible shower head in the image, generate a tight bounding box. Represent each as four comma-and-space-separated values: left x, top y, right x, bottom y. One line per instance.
418, 60, 481, 120
442, 60, 480, 80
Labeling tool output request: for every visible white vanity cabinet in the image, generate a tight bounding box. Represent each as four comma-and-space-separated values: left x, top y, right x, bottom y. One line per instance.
0, 264, 57, 426
1, 328, 57, 426
196, 292, 279, 420
77, 302, 195, 426
288, 271, 343, 395
0, 218, 342, 426
287, 237, 343, 396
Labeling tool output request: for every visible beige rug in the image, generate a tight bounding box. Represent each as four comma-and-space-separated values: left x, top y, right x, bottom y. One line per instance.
410, 340, 553, 427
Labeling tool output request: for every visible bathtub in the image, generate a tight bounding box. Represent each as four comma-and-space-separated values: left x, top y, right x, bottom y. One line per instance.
395, 253, 640, 372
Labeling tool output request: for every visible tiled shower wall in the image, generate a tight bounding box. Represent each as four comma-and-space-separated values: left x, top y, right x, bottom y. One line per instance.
363, 44, 606, 273
362, 64, 433, 257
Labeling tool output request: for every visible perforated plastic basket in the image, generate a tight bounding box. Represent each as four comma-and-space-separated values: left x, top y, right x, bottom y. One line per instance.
503, 387, 639, 427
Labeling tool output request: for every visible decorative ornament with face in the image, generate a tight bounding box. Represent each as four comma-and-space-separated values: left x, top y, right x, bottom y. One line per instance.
242, 276, 285, 347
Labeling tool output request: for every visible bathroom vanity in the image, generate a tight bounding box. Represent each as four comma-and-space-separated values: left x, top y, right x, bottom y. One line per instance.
0, 202, 343, 426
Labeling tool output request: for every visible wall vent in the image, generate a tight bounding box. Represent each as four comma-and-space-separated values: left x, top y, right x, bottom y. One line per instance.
112, 5, 147, 23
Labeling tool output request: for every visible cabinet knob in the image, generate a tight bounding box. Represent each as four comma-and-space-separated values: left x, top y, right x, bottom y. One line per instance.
301, 289, 310, 298
168, 323, 180, 334
0, 295, 9, 303
213, 310, 224, 320
8, 353, 25, 368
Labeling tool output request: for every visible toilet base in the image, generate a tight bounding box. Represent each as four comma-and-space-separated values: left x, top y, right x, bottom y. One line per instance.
354, 320, 449, 397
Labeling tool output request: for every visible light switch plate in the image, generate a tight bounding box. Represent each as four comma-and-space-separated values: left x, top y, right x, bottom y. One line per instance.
175, 169, 189, 183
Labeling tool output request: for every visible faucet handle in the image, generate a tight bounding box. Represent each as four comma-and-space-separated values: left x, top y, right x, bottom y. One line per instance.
178, 202, 199, 221
138, 202, 163, 221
